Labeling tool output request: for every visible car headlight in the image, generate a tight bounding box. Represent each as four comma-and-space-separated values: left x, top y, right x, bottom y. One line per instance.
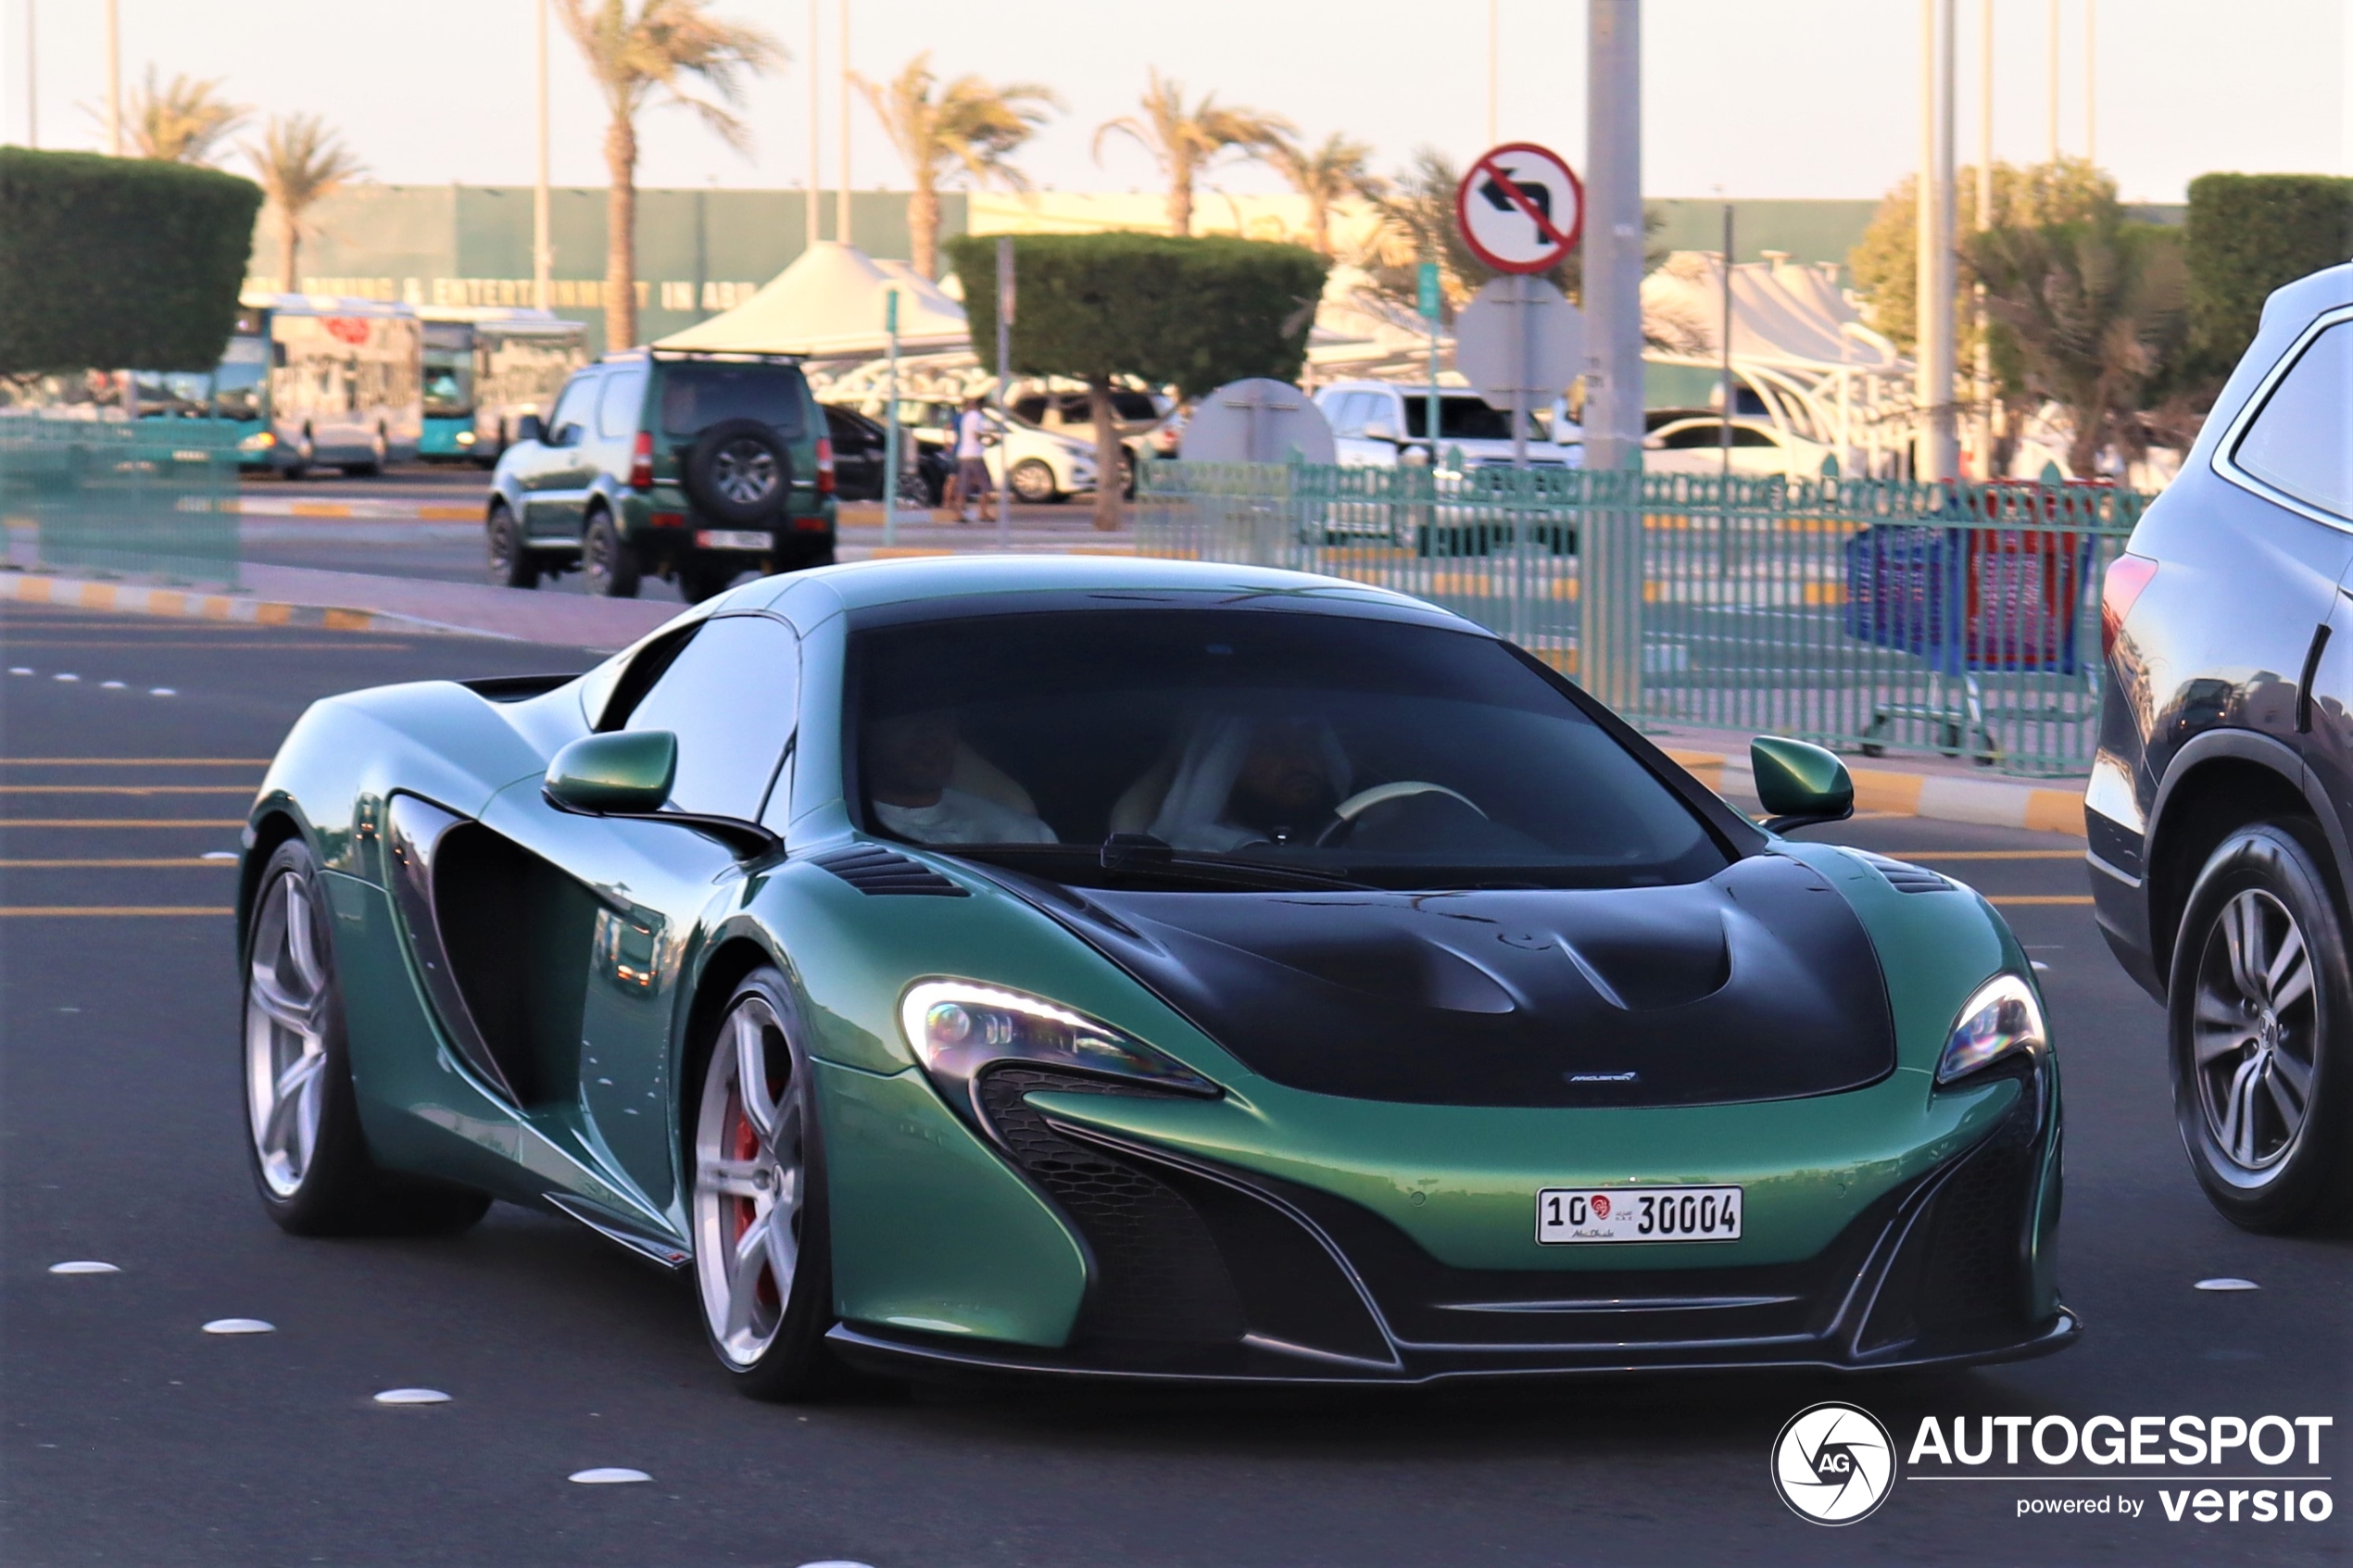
237, 431, 276, 451
900, 980, 1215, 1116
1936, 973, 2046, 1084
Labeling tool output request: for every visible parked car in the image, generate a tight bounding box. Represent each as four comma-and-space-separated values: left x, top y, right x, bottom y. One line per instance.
1008, 383, 1175, 459
899, 399, 1102, 504
1315, 381, 1583, 472
486, 350, 836, 603
1644, 415, 1836, 480
2087, 260, 2353, 1234
820, 402, 944, 505
238, 554, 2071, 1396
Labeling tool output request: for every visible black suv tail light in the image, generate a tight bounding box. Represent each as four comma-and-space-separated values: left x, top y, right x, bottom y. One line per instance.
815, 436, 836, 496
628, 431, 653, 491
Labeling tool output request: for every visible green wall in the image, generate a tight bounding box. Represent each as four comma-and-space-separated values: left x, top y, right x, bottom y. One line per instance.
250, 185, 969, 354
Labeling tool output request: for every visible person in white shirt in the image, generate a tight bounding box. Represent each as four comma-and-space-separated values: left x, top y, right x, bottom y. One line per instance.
863, 708, 1053, 846
950, 395, 996, 525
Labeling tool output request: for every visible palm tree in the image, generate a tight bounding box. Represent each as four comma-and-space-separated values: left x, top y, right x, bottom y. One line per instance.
1969, 214, 2188, 476
857, 55, 1058, 280
1092, 71, 1292, 237
1266, 130, 1378, 257
93, 68, 246, 164
243, 114, 367, 292
556, 0, 781, 348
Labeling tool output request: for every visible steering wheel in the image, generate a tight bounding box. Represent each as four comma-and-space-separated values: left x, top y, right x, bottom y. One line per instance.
1313, 781, 1486, 847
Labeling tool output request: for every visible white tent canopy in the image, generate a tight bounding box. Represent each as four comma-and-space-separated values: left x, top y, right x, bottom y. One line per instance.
655, 242, 968, 359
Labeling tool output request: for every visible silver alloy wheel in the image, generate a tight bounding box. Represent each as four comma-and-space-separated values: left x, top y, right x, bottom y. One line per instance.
2192, 887, 2320, 1173
692, 993, 804, 1369
711, 439, 779, 506
245, 870, 331, 1198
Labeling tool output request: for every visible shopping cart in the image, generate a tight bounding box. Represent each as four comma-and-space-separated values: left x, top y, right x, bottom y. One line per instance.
1842, 485, 2102, 764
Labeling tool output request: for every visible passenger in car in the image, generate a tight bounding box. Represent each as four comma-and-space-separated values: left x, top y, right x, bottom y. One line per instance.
1147, 715, 1353, 850
862, 709, 1056, 846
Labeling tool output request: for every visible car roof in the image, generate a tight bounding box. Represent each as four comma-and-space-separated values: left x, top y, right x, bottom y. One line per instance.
749, 554, 1487, 632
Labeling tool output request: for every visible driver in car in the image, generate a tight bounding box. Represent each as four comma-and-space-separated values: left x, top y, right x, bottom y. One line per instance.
1148, 715, 1352, 850
863, 709, 1056, 846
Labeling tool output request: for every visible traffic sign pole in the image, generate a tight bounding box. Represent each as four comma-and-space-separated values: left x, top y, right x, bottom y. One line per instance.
1417, 260, 1441, 474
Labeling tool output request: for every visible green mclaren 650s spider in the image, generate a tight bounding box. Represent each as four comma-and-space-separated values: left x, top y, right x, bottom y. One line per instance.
237, 555, 2076, 1398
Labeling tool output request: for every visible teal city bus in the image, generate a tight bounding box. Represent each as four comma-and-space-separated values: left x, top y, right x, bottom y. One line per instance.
419, 307, 589, 466
132, 295, 423, 475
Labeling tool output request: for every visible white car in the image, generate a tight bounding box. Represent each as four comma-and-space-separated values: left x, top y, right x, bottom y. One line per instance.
1315, 381, 1583, 472
896, 400, 1101, 503
1644, 415, 1835, 481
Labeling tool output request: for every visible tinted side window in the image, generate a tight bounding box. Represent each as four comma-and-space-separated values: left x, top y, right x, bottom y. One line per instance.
622, 616, 799, 818
598, 368, 648, 439
547, 372, 598, 441
2236, 320, 2353, 518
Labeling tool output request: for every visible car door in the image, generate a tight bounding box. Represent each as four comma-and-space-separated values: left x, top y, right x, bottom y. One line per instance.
824, 406, 883, 499
477, 612, 802, 1218
521, 370, 601, 542
1327, 391, 1380, 468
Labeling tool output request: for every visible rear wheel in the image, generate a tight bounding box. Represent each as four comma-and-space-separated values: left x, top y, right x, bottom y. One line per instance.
1009, 458, 1058, 504
689, 970, 837, 1400
244, 839, 488, 1236
2169, 821, 2353, 1233
486, 502, 538, 588
581, 509, 640, 598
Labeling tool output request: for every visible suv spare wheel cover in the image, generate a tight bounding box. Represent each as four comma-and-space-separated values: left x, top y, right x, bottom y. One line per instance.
685, 418, 791, 525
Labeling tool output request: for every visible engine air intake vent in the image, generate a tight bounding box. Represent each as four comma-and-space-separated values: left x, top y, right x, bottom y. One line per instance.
809, 843, 968, 897
1853, 851, 1951, 894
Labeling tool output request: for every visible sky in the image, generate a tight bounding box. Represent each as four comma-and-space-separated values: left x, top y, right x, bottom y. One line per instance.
0, 0, 2345, 205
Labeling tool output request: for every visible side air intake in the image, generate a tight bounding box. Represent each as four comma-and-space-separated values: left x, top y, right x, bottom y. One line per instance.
1853, 851, 1952, 894
809, 843, 969, 897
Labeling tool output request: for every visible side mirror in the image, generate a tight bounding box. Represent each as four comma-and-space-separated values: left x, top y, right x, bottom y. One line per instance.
552, 421, 584, 447
515, 412, 545, 445
1750, 736, 1854, 834
547, 731, 675, 814
543, 730, 783, 858
1362, 420, 1400, 444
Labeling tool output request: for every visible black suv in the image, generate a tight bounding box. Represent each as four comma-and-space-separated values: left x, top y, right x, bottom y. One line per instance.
485, 350, 835, 602
2091, 261, 2353, 1233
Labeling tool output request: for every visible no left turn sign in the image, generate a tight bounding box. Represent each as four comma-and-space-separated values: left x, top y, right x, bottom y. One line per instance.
1454, 142, 1584, 274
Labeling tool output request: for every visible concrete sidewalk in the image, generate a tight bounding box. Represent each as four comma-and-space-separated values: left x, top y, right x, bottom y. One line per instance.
0, 561, 2089, 835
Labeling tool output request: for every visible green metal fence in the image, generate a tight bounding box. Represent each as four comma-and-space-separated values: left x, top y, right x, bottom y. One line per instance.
1135, 459, 2148, 776
0, 418, 242, 586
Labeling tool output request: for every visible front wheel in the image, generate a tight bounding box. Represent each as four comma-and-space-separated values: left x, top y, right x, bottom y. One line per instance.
244, 839, 488, 1236
486, 502, 539, 589
2169, 821, 2353, 1233
689, 970, 837, 1400
581, 510, 641, 598
1008, 458, 1059, 504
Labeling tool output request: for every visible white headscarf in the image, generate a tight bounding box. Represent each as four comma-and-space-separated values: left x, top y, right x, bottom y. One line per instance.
1146, 714, 1353, 852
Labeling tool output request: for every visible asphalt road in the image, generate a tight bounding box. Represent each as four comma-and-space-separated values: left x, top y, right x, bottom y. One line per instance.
2, 599, 2347, 1567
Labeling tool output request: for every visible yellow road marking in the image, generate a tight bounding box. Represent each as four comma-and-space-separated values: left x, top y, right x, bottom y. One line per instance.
0, 858, 234, 867
1886, 850, 2082, 860
0, 784, 254, 795
0, 818, 246, 827
0, 759, 269, 766
0, 906, 233, 916
1986, 895, 2095, 906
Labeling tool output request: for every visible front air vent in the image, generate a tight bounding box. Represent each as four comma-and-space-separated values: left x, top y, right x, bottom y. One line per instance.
1853, 851, 1952, 894
809, 843, 969, 897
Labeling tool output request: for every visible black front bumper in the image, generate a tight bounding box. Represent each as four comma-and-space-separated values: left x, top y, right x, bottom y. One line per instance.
830, 1066, 2078, 1387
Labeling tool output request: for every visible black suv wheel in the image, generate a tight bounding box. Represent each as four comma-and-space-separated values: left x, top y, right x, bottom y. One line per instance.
582, 508, 641, 598
2169, 821, 2353, 1232
686, 419, 791, 526
486, 502, 538, 589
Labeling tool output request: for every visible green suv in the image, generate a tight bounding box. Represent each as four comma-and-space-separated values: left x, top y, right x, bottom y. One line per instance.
484, 349, 837, 602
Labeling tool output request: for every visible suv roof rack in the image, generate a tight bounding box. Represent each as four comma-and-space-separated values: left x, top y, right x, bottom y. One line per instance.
640, 347, 808, 365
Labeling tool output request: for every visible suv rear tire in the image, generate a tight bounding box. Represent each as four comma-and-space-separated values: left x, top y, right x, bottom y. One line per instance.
685, 419, 791, 526
2168, 820, 2353, 1233
582, 509, 641, 598
486, 502, 538, 589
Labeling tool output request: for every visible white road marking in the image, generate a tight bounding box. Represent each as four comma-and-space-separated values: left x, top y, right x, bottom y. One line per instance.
2194, 1277, 2259, 1292
372, 1388, 451, 1405
47, 1261, 120, 1275
53, 673, 78, 682
200, 850, 238, 860
100, 680, 125, 689
568, 1468, 651, 1485
149, 687, 176, 696
7, 667, 31, 675
201, 1317, 275, 1334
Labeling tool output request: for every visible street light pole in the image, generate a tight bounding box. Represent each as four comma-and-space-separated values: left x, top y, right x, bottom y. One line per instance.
24, 0, 37, 150
837, 0, 851, 246
2083, 0, 2095, 166
534, 0, 551, 311
1977, 0, 1995, 478
1583, 0, 1643, 709
2046, 0, 2059, 162
805, 0, 821, 246
1486, 0, 1498, 148
103, 0, 119, 156
1917, 0, 1958, 482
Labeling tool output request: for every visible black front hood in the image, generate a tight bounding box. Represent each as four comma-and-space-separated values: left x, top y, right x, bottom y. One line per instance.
1004, 853, 1894, 1108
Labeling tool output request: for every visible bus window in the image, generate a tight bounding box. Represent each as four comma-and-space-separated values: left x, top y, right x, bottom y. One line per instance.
422, 323, 472, 417
214, 337, 267, 420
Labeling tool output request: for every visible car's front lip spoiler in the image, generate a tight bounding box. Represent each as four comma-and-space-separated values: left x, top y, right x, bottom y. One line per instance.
825, 1307, 2083, 1388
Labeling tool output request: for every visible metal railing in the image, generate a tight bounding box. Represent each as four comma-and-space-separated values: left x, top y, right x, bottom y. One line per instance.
1135, 459, 2147, 775
0, 418, 242, 586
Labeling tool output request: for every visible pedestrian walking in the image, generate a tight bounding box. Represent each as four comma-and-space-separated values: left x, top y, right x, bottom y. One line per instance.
952, 395, 997, 525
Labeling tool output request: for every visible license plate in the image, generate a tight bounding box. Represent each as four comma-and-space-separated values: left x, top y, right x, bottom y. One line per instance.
695, 529, 771, 551
1537, 1185, 1743, 1244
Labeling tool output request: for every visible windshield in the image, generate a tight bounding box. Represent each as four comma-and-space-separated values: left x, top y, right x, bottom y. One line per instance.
1403, 396, 1542, 443
422, 347, 472, 416
660, 362, 808, 438
849, 609, 1727, 890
